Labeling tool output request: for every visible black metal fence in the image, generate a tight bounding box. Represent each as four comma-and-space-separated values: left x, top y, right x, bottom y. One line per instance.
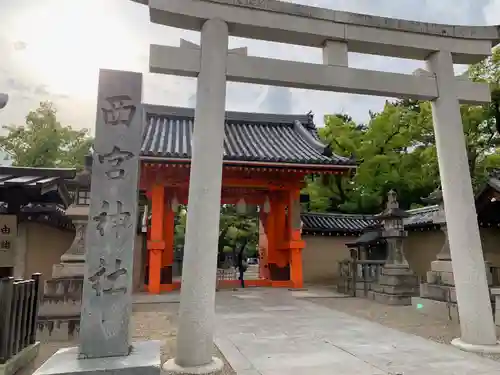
0, 274, 42, 364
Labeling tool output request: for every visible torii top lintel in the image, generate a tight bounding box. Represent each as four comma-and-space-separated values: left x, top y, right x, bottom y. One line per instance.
135, 0, 500, 64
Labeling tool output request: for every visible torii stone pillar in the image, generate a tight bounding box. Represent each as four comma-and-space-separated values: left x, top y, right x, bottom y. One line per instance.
427, 51, 500, 352
163, 18, 229, 375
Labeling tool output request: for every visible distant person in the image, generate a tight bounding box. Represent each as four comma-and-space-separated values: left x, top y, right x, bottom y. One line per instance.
236, 242, 248, 288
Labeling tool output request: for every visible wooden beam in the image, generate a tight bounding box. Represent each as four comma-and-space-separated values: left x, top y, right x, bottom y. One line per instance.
149, 45, 491, 104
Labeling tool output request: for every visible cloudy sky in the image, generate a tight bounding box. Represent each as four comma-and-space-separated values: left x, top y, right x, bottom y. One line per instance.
0, 0, 499, 134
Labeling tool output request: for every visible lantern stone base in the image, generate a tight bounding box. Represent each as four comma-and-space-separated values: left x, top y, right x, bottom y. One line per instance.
38, 206, 88, 342
368, 266, 418, 306
37, 277, 83, 342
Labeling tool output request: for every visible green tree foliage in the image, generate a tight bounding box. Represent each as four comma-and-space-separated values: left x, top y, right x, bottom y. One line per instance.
0, 101, 93, 169
219, 205, 259, 258
306, 47, 500, 214
173, 204, 259, 259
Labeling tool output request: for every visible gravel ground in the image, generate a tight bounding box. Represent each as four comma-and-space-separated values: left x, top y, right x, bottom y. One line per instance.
21, 303, 235, 375
309, 296, 500, 362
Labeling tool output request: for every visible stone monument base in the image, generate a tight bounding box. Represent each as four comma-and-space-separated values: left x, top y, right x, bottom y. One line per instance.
162, 357, 223, 375
368, 266, 418, 306
32, 340, 161, 375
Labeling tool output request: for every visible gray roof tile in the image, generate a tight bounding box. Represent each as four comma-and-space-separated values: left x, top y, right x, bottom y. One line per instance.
404, 205, 440, 228
301, 212, 377, 233
140, 105, 355, 166
301, 205, 441, 234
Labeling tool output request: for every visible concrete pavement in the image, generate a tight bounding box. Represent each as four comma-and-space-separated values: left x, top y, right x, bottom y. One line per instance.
214, 289, 500, 375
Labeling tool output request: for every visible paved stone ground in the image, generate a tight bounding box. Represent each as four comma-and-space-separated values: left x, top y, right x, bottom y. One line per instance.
23, 287, 500, 375
214, 288, 500, 375
309, 292, 500, 362
22, 303, 235, 375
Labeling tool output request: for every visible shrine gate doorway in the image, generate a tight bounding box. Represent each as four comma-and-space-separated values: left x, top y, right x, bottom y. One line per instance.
138, 105, 355, 294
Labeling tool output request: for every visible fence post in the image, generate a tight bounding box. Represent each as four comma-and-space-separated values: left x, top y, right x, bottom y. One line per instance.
25, 279, 35, 347
8, 280, 20, 357
350, 249, 358, 297
19, 281, 30, 350
0, 277, 14, 364
29, 273, 42, 345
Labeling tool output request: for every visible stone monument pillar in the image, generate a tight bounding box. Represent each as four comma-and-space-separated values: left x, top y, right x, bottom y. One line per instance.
163, 18, 228, 375
427, 50, 499, 352
34, 69, 161, 375
368, 190, 418, 305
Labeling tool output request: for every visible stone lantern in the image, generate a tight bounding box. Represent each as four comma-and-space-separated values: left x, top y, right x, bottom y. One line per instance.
51, 154, 92, 278
369, 190, 418, 305
38, 155, 93, 341
375, 190, 410, 268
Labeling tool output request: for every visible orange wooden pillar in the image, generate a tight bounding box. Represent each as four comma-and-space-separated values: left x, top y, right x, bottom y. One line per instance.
147, 184, 165, 294
258, 210, 270, 280
267, 192, 291, 285
161, 195, 176, 291
287, 188, 305, 289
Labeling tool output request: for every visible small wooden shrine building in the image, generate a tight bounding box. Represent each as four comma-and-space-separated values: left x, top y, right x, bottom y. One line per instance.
0, 166, 76, 278
139, 105, 356, 294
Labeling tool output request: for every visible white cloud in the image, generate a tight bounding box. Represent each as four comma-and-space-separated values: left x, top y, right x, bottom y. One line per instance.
483, 0, 500, 24
0, 0, 495, 132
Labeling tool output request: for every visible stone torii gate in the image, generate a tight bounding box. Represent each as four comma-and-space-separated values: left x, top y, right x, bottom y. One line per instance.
134, 0, 500, 373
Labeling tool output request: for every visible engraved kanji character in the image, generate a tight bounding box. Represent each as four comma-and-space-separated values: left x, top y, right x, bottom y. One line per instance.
88, 258, 128, 296
101, 95, 136, 127
93, 200, 131, 237
0, 240, 10, 249
0, 225, 10, 234
97, 146, 134, 180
